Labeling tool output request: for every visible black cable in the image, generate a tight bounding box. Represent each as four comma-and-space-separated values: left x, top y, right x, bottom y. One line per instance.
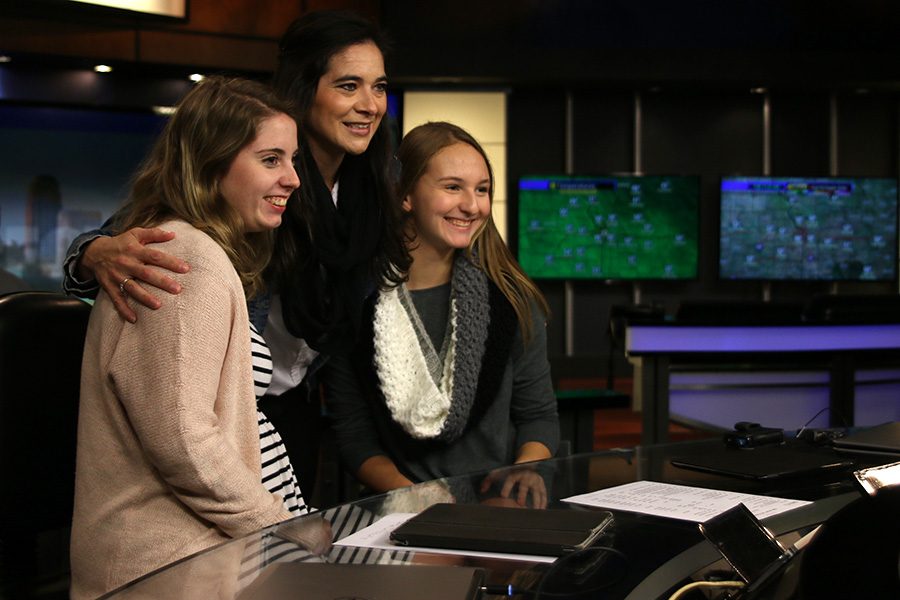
795, 406, 830, 438
794, 405, 848, 441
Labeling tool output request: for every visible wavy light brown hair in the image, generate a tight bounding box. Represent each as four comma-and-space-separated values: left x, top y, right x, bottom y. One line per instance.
114, 76, 294, 297
397, 121, 550, 341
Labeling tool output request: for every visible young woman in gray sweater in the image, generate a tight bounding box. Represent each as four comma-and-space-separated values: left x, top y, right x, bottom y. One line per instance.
324, 122, 560, 507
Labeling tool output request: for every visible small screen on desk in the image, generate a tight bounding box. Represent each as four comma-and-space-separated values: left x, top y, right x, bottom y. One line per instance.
698, 503, 785, 582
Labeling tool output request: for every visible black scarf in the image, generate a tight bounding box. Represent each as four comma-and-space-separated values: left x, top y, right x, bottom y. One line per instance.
279, 147, 382, 355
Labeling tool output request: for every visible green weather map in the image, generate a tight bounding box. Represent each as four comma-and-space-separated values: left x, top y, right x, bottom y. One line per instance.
719, 177, 898, 281
518, 176, 699, 279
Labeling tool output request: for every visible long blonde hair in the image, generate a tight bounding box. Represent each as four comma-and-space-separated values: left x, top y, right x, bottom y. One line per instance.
114, 76, 294, 298
397, 121, 550, 341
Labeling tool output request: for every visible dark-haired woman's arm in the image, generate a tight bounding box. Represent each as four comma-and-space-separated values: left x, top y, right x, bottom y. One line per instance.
63, 226, 189, 322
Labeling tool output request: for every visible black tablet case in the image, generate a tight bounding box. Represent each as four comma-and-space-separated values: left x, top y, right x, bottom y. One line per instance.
237, 563, 485, 600
389, 503, 614, 556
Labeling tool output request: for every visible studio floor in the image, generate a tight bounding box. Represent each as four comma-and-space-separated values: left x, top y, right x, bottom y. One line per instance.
593, 408, 717, 450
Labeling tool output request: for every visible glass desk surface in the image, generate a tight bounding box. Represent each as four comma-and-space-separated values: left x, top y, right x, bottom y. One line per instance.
101, 438, 885, 600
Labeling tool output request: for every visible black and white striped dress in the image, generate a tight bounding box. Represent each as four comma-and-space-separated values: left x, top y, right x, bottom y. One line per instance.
251, 323, 307, 516
239, 325, 410, 586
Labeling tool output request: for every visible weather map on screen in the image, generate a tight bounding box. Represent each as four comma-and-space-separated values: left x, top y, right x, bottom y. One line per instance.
719, 176, 899, 281
517, 175, 699, 280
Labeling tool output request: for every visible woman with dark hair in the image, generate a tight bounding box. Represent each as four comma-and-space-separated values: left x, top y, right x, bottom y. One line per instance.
61, 10, 410, 493
70, 76, 304, 599
324, 122, 559, 506
268, 9, 407, 354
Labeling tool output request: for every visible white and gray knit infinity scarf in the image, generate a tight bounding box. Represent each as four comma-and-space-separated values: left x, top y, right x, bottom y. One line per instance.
372, 254, 489, 442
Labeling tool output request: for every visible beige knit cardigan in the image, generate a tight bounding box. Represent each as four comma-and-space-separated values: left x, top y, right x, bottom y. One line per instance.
70, 220, 291, 599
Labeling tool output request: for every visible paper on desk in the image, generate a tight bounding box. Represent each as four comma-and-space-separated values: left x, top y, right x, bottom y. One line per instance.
563, 481, 811, 522
333, 512, 556, 563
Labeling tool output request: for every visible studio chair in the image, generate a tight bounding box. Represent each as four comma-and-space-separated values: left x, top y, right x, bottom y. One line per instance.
0, 291, 91, 599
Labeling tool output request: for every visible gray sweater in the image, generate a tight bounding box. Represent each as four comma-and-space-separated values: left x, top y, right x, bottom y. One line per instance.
324, 281, 559, 484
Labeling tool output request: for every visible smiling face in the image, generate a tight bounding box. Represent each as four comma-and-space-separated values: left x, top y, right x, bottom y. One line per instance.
219, 113, 300, 233
304, 41, 387, 182
402, 142, 492, 259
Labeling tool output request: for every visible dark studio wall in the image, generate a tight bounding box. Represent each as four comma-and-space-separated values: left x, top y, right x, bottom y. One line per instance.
503, 87, 899, 364
380, 0, 900, 370
2, 0, 900, 376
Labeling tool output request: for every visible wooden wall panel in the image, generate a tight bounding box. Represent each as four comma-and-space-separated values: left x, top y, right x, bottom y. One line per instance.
138, 30, 279, 71
0, 18, 136, 61
0, 0, 379, 71
305, 0, 381, 21
169, 0, 305, 38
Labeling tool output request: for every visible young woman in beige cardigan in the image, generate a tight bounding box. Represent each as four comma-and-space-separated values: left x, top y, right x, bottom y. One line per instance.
70, 77, 306, 599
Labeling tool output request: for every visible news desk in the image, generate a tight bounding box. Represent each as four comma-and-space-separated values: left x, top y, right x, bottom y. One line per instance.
626, 322, 900, 445
103, 438, 891, 600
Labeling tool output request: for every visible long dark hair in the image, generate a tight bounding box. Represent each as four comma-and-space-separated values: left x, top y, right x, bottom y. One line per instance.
267, 10, 409, 353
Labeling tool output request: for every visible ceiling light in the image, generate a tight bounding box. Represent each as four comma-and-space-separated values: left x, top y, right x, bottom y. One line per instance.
94, 64, 113, 73
189, 73, 205, 82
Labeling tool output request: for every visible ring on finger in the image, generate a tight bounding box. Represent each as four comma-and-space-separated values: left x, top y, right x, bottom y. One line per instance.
119, 277, 131, 296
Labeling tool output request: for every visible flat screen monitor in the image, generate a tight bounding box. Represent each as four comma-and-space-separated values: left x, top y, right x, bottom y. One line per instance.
718, 176, 899, 281
517, 175, 700, 280
0, 103, 167, 292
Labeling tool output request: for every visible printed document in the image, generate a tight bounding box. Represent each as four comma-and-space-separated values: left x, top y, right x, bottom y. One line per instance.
564, 481, 810, 522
